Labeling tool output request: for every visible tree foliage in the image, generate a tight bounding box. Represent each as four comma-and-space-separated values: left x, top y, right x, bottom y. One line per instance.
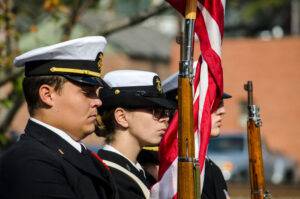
226, 0, 291, 36
0, 0, 169, 148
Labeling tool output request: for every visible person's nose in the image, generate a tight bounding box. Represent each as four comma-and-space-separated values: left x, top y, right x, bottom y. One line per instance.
91, 98, 102, 108
218, 106, 226, 115
159, 116, 170, 123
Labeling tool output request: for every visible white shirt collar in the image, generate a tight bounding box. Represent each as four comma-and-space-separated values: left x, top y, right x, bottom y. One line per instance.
30, 117, 82, 153
103, 145, 144, 172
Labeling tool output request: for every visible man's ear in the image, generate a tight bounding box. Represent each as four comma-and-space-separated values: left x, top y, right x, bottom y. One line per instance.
114, 108, 129, 128
39, 84, 56, 107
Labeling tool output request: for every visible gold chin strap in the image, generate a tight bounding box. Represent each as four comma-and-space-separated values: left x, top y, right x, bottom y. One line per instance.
50, 67, 101, 77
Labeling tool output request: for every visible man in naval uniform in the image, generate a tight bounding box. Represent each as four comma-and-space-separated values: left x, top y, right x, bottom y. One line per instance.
0, 36, 118, 199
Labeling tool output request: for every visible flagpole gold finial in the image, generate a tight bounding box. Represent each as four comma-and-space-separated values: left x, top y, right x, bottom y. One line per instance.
185, 0, 197, 19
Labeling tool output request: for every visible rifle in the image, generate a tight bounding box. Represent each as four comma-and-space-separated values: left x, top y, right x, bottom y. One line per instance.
244, 81, 271, 199
177, 0, 198, 198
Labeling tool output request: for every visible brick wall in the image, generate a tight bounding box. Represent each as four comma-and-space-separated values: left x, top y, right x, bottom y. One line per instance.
170, 37, 300, 166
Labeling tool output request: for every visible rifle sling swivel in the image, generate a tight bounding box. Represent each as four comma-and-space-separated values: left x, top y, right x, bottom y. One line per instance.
179, 60, 194, 79
252, 189, 271, 199
178, 156, 194, 162
248, 105, 262, 127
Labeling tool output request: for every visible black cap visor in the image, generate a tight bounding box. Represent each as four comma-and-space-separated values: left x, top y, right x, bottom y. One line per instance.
144, 97, 177, 109
222, 92, 232, 99
100, 94, 176, 112
64, 75, 104, 86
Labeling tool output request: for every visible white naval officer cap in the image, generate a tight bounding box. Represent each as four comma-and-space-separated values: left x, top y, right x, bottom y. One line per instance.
99, 70, 176, 111
14, 36, 107, 86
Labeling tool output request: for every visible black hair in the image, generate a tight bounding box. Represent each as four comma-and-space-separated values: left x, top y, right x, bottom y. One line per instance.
22, 75, 67, 115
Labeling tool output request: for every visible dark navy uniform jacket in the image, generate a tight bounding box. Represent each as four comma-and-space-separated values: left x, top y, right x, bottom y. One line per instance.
0, 120, 118, 199
201, 158, 229, 199
98, 149, 150, 199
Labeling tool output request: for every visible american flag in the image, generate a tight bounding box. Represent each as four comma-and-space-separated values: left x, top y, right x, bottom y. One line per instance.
150, 0, 225, 198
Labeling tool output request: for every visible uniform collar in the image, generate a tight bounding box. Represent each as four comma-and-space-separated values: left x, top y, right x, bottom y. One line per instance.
30, 117, 82, 153
103, 145, 144, 173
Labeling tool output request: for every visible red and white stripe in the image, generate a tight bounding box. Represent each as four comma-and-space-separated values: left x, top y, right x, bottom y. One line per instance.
151, 0, 225, 198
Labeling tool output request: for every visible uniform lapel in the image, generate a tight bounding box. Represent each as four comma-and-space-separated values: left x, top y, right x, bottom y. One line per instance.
25, 120, 108, 182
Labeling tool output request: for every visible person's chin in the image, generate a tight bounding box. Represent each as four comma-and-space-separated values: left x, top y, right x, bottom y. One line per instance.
83, 125, 96, 136
145, 139, 160, 146
210, 130, 220, 137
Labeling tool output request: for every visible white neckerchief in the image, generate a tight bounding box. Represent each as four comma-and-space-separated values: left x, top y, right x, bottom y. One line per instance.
103, 145, 145, 174
30, 117, 82, 153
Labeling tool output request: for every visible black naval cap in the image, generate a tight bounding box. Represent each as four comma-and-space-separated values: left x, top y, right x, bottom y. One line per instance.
14, 36, 107, 86
162, 71, 232, 102
99, 70, 176, 112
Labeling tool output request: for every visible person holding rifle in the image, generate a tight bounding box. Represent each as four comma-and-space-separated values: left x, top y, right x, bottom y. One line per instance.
202, 94, 231, 199
96, 69, 176, 199
163, 73, 231, 199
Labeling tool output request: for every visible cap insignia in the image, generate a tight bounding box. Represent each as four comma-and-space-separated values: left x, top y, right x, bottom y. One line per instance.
154, 76, 162, 94
97, 53, 103, 74
114, 89, 120, 95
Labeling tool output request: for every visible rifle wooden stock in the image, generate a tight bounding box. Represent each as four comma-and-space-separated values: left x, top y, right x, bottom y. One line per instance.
178, 77, 195, 199
244, 81, 271, 199
247, 119, 266, 199
177, 0, 198, 198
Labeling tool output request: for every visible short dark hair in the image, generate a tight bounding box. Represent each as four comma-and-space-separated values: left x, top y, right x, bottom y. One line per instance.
22, 75, 67, 115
